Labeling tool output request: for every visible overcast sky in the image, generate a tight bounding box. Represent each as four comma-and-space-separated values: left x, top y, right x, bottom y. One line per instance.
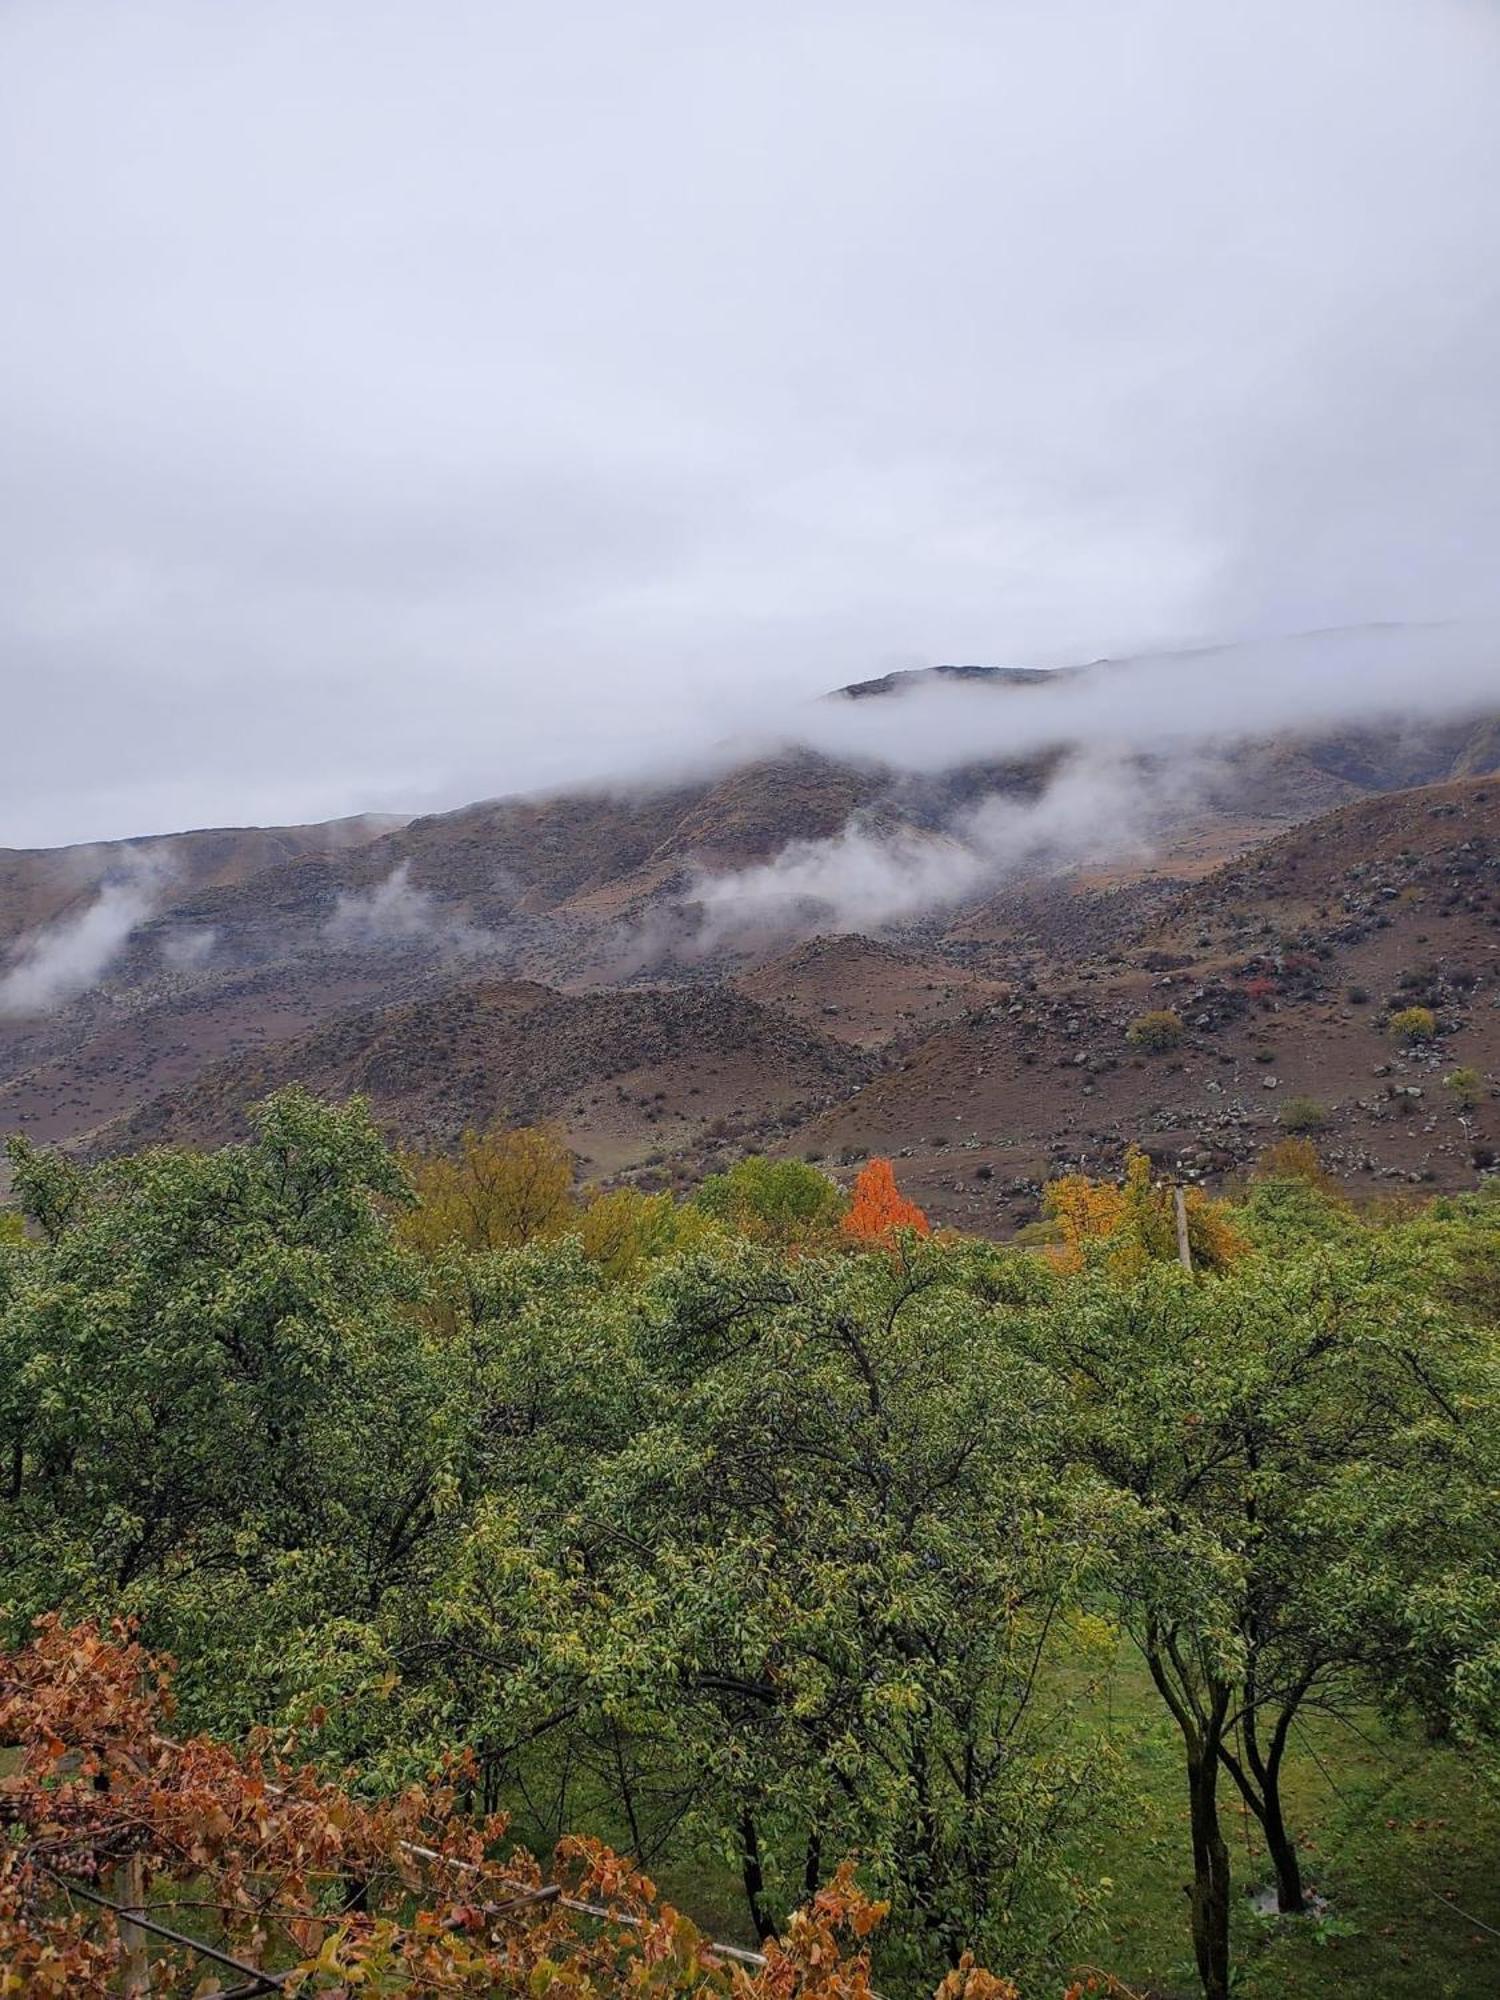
2, 0, 1498, 847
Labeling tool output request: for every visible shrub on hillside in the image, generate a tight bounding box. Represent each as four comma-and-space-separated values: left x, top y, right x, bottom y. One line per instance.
1254, 1136, 1340, 1193
1444, 1066, 1483, 1112
1278, 1096, 1329, 1135
1389, 1005, 1438, 1045
1126, 1009, 1184, 1053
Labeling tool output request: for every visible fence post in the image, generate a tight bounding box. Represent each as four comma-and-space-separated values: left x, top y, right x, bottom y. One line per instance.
117, 1851, 149, 1995
1174, 1185, 1194, 1273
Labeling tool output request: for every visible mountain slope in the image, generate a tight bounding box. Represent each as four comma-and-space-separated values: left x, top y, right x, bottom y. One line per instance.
0, 814, 404, 947
786, 775, 1499, 1228
3, 638, 1499, 1215
104, 979, 872, 1180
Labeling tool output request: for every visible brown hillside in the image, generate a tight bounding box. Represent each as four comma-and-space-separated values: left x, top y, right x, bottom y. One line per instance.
105, 979, 872, 1180
788, 777, 1499, 1231
735, 936, 1006, 1048
0, 814, 403, 947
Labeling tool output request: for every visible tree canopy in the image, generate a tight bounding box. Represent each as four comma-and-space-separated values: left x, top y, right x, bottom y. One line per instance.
2, 1097, 1497, 2000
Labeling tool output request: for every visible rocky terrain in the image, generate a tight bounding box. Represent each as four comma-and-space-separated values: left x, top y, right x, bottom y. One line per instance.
2, 654, 1497, 1227
103, 980, 872, 1181
791, 776, 1500, 1229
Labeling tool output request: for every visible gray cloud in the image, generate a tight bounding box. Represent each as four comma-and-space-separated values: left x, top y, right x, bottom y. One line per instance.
787, 624, 1500, 776
1, 0, 1498, 846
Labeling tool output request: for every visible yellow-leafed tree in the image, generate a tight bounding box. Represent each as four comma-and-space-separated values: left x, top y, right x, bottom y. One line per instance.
400, 1123, 576, 1254
1042, 1146, 1246, 1275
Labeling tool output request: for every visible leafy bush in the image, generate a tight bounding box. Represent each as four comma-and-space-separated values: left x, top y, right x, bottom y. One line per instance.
1444, 1066, 1483, 1111
1042, 1146, 1246, 1274
400, 1122, 575, 1252
1126, 1009, 1184, 1053
1389, 1005, 1438, 1044
1255, 1135, 1337, 1190
1278, 1095, 1329, 1134
693, 1153, 845, 1241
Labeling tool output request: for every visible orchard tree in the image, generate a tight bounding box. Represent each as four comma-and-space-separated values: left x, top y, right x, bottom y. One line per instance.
0, 1092, 459, 1737
574, 1184, 725, 1278
400, 1123, 577, 1254
1017, 1238, 1500, 2000
3, 1615, 1036, 2000
422, 1236, 1116, 1985
840, 1158, 929, 1243
1040, 1148, 1244, 1275
694, 1155, 847, 1244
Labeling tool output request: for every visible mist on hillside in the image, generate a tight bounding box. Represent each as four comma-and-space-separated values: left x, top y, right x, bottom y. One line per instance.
0, 852, 168, 1015
4, 1, 1498, 847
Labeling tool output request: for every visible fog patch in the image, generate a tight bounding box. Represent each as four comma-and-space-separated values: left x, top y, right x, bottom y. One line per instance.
598, 750, 1200, 970
0, 851, 168, 1014
324, 863, 488, 956
688, 753, 1158, 948
793, 624, 1500, 779
159, 925, 219, 972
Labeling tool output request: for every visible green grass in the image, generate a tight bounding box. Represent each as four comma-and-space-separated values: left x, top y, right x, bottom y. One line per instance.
1070, 1652, 1500, 1998
499, 1649, 1500, 1997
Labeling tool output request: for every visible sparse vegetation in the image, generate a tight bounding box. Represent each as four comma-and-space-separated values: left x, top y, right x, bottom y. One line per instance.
1125, 1008, 1184, 1052
1445, 1066, 1484, 1111
1278, 1094, 1329, 1134
1389, 1004, 1438, 1044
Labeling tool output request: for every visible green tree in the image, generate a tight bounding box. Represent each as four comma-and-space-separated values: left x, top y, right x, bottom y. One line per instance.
0, 1091, 452, 1737
692, 1155, 846, 1243
421, 1238, 1116, 1984
1016, 1241, 1499, 1999
575, 1185, 723, 1279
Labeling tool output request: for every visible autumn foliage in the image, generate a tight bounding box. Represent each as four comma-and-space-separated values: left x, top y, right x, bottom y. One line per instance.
0, 1618, 1151, 1998
1042, 1147, 1247, 1275
840, 1158, 931, 1243
0, 1619, 887, 1998
399, 1123, 576, 1255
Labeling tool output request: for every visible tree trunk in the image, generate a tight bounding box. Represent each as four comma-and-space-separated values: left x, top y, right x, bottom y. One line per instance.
1239, 1697, 1307, 1916
1186, 1747, 1231, 2000
740, 1811, 773, 1942
1263, 1791, 1305, 1916
803, 1830, 823, 1901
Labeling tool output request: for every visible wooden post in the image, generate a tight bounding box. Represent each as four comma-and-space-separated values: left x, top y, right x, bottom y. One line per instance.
1174, 1185, 1193, 1273
117, 1852, 149, 1996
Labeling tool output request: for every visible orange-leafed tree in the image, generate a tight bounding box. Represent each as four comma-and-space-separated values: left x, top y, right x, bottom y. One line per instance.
0, 1616, 1117, 2000
840, 1157, 930, 1243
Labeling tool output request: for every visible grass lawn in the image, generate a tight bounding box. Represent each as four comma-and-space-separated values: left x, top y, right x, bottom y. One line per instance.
1071, 1650, 1500, 1998
501, 1644, 1500, 1998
